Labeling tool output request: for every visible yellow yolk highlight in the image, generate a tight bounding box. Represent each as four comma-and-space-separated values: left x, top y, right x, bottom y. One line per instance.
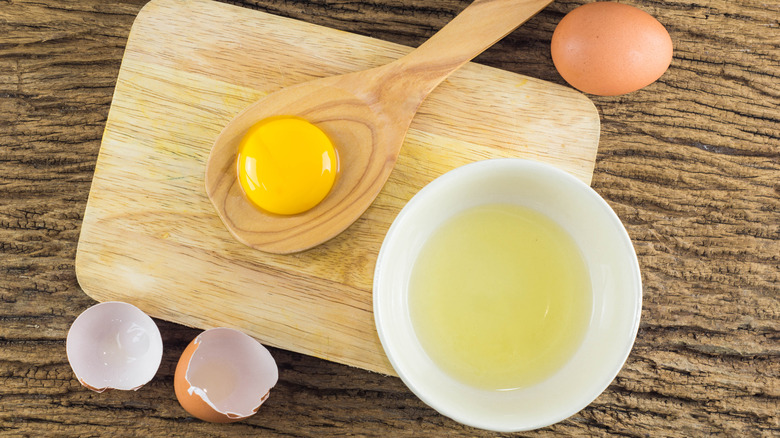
236, 116, 338, 215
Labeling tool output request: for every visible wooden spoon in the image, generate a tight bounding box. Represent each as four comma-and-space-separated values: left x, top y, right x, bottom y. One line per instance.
205, 0, 553, 254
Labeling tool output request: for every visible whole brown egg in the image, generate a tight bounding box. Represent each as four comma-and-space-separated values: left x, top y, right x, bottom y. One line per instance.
551, 2, 673, 96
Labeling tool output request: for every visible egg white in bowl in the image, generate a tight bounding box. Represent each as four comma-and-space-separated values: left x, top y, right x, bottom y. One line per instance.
373, 158, 642, 432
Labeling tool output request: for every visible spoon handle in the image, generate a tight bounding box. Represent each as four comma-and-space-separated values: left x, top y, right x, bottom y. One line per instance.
394, 0, 552, 95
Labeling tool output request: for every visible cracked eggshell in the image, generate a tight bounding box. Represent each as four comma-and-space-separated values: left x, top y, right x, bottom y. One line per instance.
66, 301, 163, 392
174, 327, 279, 423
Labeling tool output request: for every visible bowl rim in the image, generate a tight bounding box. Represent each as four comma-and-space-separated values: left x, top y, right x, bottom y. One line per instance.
373, 158, 642, 432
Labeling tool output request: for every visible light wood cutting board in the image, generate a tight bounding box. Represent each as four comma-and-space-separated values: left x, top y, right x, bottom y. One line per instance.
75, 0, 600, 375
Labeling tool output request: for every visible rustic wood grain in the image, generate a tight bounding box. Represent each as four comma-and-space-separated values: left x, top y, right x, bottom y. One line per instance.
1, 0, 778, 436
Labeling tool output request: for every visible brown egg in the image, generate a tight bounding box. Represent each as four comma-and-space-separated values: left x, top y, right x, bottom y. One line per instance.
551, 2, 673, 96
174, 327, 278, 423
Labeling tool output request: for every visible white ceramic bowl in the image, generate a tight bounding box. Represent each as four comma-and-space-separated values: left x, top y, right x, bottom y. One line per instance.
373, 159, 642, 432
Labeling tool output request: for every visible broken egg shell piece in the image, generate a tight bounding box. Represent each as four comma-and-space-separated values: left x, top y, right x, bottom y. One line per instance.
66, 301, 163, 393
174, 327, 279, 423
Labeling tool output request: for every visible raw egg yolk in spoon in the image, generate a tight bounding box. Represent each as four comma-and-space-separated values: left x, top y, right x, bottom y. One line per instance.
236, 116, 339, 215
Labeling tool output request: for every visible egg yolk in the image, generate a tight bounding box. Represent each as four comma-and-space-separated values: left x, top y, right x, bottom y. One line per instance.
236, 116, 338, 215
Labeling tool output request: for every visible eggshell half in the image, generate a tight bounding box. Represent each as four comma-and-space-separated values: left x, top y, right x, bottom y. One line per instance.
66, 301, 163, 392
174, 327, 278, 423
551, 2, 673, 96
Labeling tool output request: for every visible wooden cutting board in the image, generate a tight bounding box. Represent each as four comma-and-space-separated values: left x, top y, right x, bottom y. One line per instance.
75, 0, 600, 375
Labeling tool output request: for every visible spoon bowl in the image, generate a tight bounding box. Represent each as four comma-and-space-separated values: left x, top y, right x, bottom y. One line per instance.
205, 72, 399, 254
205, 0, 553, 253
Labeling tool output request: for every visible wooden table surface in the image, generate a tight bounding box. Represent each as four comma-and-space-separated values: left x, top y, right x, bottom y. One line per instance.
1, 0, 777, 436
